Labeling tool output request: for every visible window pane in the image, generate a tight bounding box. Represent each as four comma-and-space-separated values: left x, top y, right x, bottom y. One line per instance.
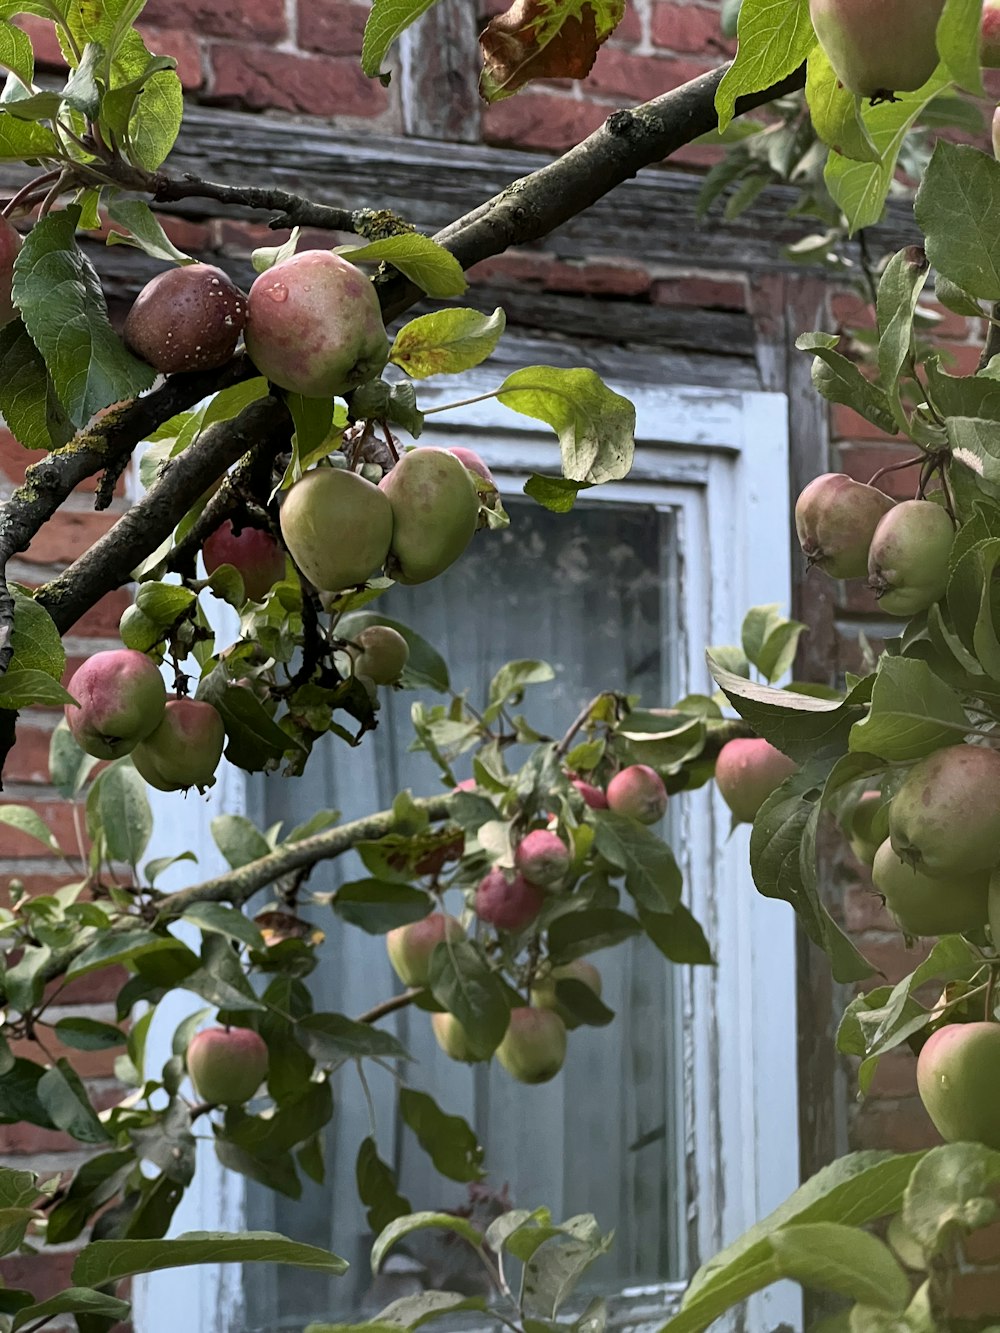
245, 498, 683, 1329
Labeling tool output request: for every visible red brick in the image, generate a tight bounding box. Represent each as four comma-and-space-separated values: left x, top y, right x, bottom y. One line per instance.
0, 1251, 77, 1303
484, 93, 609, 153
216, 221, 297, 255
939, 342, 985, 376
850, 1096, 941, 1151
3, 727, 53, 786
142, 0, 286, 42
839, 578, 887, 616
299, 0, 368, 56
652, 275, 747, 310
865, 1048, 919, 1099
837, 444, 925, 500
829, 290, 876, 333
153, 213, 214, 253
23, 510, 119, 568
135, 24, 203, 89
208, 46, 388, 118
544, 259, 651, 297
0, 1085, 121, 1156
855, 934, 934, 989
467, 252, 558, 287
12, 15, 67, 70
0, 799, 78, 858
952, 1269, 1000, 1320
651, 2, 734, 54
965, 1217, 1000, 1265
610, 3, 643, 44
74, 588, 132, 639
55, 966, 130, 1007
587, 49, 714, 103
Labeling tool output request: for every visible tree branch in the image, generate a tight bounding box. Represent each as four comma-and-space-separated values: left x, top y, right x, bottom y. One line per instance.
35, 394, 292, 633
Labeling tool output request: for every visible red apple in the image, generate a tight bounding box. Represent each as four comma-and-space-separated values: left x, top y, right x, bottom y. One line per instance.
474, 868, 544, 931
65, 649, 167, 760
606, 764, 668, 824
572, 779, 608, 809
202, 520, 286, 602
131, 698, 225, 793
385, 912, 464, 987
917, 1023, 1000, 1150
187, 1025, 268, 1104
514, 829, 570, 887
714, 738, 797, 824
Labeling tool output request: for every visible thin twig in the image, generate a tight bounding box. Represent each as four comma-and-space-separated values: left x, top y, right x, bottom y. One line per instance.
355, 989, 422, 1025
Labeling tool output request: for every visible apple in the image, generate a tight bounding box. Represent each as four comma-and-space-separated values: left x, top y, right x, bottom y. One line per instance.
795, 473, 893, 578
496, 1007, 567, 1084
187, 1025, 269, 1104
606, 764, 668, 824
347, 625, 409, 685
808, 0, 945, 99
279, 468, 393, 592
131, 698, 225, 793
244, 250, 389, 398
124, 263, 246, 374
385, 912, 464, 987
917, 1023, 1000, 1150
530, 959, 602, 1030
714, 738, 797, 823
572, 779, 608, 809
65, 649, 167, 760
202, 520, 287, 602
431, 1011, 482, 1063
379, 448, 480, 585
889, 744, 1000, 878
514, 829, 570, 887
872, 839, 989, 937
474, 868, 544, 931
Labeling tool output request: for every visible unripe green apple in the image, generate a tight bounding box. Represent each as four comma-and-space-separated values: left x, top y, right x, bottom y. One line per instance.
606, 764, 668, 824
848, 790, 887, 867
808, 0, 945, 99
496, 1007, 567, 1084
0, 216, 23, 327
868, 500, 954, 617
65, 649, 167, 760
279, 468, 393, 592
131, 698, 225, 793
379, 448, 480, 585
202, 520, 287, 602
889, 744, 1000, 878
984, 0, 1000, 66
795, 473, 894, 579
431, 1011, 482, 1063
124, 263, 247, 374
385, 912, 464, 987
872, 838, 990, 937
917, 1022, 1000, 1150
475, 868, 545, 932
187, 1025, 269, 1104
714, 738, 797, 824
530, 959, 602, 1030
514, 829, 570, 887
244, 250, 389, 397
348, 625, 409, 685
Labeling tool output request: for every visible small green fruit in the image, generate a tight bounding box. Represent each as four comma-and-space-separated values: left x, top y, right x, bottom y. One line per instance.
889, 744, 1000, 878
808, 0, 945, 99
348, 625, 409, 685
872, 838, 989, 937
431, 1011, 482, 1063
496, 1007, 567, 1084
917, 1023, 1000, 1150
379, 448, 480, 585
279, 468, 393, 592
868, 500, 954, 617
187, 1026, 268, 1105
385, 913, 464, 987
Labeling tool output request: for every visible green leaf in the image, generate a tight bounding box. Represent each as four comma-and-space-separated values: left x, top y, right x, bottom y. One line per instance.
11, 1287, 131, 1332
715, 0, 816, 132
49, 722, 99, 799
797, 333, 898, 435
902, 1142, 1000, 1254
486, 659, 554, 717
497, 367, 634, 485
848, 656, 968, 761
427, 940, 510, 1059
592, 812, 682, 912
342, 234, 466, 297
937, 0, 984, 94
664, 1151, 925, 1333
296, 1013, 409, 1064
120, 36, 182, 170
0, 319, 72, 450
523, 474, 591, 512
356, 1136, 411, 1236
769, 1222, 909, 1310
11, 207, 155, 427
637, 902, 714, 965
371, 1211, 484, 1274
73, 1230, 349, 1286
390, 306, 505, 378
7, 587, 66, 682
521, 1216, 614, 1318
0, 667, 74, 709
182, 902, 264, 951
805, 43, 879, 163
0, 804, 61, 855
61, 40, 103, 116
915, 142, 1000, 301
369, 1292, 487, 1329
54, 1017, 125, 1051
0, 20, 33, 87
214, 1138, 301, 1199
877, 247, 931, 429
96, 760, 152, 868
0, 111, 58, 160
826, 71, 950, 233
740, 604, 808, 685
361, 0, 439, 76
547, 908, 642, 963
67, 929, 182, 979
107, 197, 192, 263
37, 1060, 111, 1145
399, 1088, 485, 1183
333, 881, 433, 934
210, 814, 273, 869
0, 1059, 55, 1129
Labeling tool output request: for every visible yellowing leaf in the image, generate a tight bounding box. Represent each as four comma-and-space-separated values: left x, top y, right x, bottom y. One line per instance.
479, 0, 625, 103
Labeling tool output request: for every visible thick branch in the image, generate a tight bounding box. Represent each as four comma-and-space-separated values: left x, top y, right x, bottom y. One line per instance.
36, 395, 291, 632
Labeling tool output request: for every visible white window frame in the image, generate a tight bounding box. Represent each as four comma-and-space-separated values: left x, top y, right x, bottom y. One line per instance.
133, 378, 800, 1333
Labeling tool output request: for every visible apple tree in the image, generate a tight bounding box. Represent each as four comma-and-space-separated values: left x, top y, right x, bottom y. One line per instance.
2, 1, 1000, 1331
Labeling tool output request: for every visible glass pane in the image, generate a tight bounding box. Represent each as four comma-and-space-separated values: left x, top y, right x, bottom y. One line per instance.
244, 497, 683, 1329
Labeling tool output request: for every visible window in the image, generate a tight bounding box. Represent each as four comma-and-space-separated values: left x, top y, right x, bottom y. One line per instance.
134, 376, 801, 1333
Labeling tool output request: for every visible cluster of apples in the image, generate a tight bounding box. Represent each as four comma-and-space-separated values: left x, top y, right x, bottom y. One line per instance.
808, 0, 1000, 102
796, 474, 955, 618
385, 764, 668, 1085
63, 648, 224, 792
